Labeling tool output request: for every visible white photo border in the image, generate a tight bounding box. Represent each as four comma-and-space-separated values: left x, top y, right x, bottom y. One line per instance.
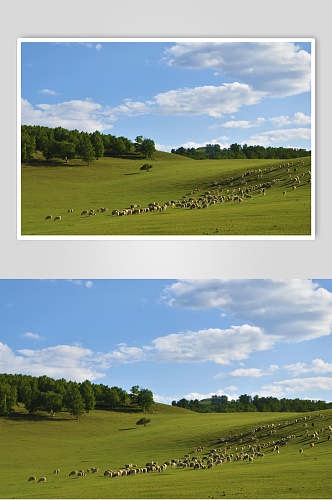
17, 37, 316, 241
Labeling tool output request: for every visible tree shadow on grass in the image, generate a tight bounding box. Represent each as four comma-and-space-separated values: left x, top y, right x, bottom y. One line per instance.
118, 427, 137, 431
8, 411, 69, 422
23, 159, 86, 168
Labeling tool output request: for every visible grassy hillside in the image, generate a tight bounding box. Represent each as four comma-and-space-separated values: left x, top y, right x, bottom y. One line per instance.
21, 154, 311, 236
1, 404, 331, 498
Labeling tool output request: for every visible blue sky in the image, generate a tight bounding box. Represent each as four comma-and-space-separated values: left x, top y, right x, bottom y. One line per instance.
1, 279, 332, 403
21, 40, 312, 151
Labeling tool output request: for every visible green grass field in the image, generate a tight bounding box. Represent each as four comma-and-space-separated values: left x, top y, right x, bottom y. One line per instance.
21, 153, 311, 236
1, 404, 331, 498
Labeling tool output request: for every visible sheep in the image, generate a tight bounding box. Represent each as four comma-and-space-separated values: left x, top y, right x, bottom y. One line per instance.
310, 442, 315, 448
53, 468, 60, 474
38, 477, 47, 482
27, 476, 36, 481
45, 215, 52, 221
299, 448, 303, 454
54, 216, 62, 222
69, 470, 77, 477
283, 191, 287, 196
81, 210, 88, 216
68, 209, 74, 213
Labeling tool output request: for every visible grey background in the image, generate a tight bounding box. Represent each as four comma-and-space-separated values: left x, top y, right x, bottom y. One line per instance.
1, 0, 330, 278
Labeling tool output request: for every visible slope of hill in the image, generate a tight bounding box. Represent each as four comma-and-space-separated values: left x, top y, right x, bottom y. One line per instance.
21, 155, 311, 236
0, 404, 331, 498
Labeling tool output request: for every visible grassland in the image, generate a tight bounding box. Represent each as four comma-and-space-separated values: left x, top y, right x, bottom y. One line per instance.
21, 153, 311, 236
1, 404, 331, 498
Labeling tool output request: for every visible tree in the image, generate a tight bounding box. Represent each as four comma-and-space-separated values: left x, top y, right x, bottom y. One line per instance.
140, 138, 155, 159
41, 391, 63, 416
136, 417, 151, 427
140, 163, 153, 171
91, 131, 104, 159
21, 133, 36, 162
80, 380, 96, 413
137, 389, 154, 412
81, 137, 95, 166
130, 385, 140, 404
65, 387, 86, 422
58, 141, 76, 163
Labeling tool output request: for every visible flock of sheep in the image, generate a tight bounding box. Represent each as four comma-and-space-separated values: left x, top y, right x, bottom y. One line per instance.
44, 159, 311, 223
27, 412, 331, 486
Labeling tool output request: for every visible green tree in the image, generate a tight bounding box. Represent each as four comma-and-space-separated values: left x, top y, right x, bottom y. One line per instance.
66, 387, 86, 422
91, 131, 104, 159
81, 137, 95, 166
21, 133, 36, 162
136, 417, 151, 427
41, 391, 63, 416
80, 380, 96, 413
137, 388, 154, 412
141, 138, 155, 159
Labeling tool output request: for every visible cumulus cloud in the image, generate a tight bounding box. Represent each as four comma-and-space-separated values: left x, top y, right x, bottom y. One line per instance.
285, 359, 332, 376
211, 113, 310, 130
269, 112, 311, 127
21, 98, 113, 132
163, 280, 332, 342
165, 42, 311, 97
39, 89, 58, 96
259, 377, 332, 398
0, 342, 105, 381
230, 364, 279, 378
106, 83, 265, 120
22, 332, 42, 340
247, 128, 311, 146
148, 325, 276, 365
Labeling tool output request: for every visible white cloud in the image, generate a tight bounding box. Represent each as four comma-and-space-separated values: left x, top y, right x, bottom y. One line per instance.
66, 279, 94, 288
230, 364, 279, 378
107, 83, 265, 120
40, 89, 58, 96
22, 332, 42, 340
96, 324, 276, 367
285, 359, 332, 376
22, 98, 113, 132
154, 388, 239, 404
0, 342, 104, 381
149, 325, 276, 365
163, 280, 332, 342
269, 112, 311, 127
247, 128, 311, 146
211, 113, 310, 131
217, 120, 256, 129
165, 42, 311, 97
180, 136, 230, 150
80, 42, 102, 51
259, 377, 332, 398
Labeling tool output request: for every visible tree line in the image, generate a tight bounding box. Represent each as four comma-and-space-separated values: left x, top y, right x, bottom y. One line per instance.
171, 143, 311, 160
0, 373, 154, 421
172, 394, 332, 413
21, 125, 156, 165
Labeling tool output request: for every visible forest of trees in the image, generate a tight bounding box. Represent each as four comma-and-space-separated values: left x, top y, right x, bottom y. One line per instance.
21, 125, 156, 164
171, 143, 311, 160
0, 373, 154, 420
172, 394, 332, 413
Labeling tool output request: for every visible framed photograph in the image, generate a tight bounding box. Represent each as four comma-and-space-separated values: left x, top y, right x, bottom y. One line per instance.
18, 38, 315, 240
